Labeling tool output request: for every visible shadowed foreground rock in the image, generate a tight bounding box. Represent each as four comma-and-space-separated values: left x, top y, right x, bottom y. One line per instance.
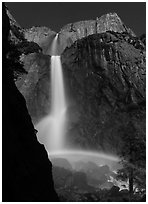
2, 4, 58, 201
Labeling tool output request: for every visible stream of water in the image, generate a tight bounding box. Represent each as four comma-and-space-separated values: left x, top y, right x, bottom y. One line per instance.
36, 34, 118, 164
36, 34, 67, 153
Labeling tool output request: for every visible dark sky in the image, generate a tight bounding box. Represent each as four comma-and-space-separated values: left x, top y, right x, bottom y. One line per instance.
6, 2, 146, 36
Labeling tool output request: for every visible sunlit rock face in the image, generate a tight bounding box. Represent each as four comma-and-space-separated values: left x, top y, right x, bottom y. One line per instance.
58, 13, 136, 53
24, 27, 56, 55
7, 9, 56, 55
10, 11, 145, 153
8, 11, 136, 55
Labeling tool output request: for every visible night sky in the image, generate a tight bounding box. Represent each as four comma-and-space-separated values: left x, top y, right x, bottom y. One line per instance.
6, 2, 146, 36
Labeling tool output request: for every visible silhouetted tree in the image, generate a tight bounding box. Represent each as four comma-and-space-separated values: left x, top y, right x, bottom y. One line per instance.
117, 120, 146, 200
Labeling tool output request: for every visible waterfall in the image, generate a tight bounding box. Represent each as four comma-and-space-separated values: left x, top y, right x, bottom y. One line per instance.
35, 34, 119, 168
36, 34, 67, 153
49, 55, 67, 151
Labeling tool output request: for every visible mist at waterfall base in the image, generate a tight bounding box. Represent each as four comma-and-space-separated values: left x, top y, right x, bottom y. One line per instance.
35, 35, 123, 198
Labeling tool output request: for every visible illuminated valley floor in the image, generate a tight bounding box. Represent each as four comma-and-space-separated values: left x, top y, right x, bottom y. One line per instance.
47, 149, 129, 202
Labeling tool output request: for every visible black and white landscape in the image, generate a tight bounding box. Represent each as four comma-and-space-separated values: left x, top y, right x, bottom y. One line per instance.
3, 2, 146, 202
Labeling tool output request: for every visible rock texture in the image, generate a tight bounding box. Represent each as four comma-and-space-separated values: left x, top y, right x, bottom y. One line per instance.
3, 4, 58, 201
8, 11, 136, 55
16, 53, 51, 123
61, 31, 145, 152
7, 8, 145, 154
24, 27, 56, 55
58, 13, 136, 53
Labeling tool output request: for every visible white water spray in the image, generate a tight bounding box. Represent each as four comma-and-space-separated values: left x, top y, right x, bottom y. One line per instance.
36, 34, 119, 165
36, 34, 67, 152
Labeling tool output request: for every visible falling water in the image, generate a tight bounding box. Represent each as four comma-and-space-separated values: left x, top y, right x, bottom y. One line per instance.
36, 34, 119, 166
49, 55, 67, 151
36, 34, 67, 152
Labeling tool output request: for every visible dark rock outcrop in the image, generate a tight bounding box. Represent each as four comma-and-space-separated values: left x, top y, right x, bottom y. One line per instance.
75, 161, 110, 185
51, 158, 73, 170
60, 31, 145, 152
52, 166, 72, 189
3, 3, 58, 201
73, 171, 88, 188
16, 53, 51, 123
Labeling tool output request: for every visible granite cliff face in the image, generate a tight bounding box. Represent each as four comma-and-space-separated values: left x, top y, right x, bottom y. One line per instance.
3, 4, 58, 201
61, 32, 145, 151
58, 13, 136, 54
8, 11, 136, 55
7, 9, 145, 153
